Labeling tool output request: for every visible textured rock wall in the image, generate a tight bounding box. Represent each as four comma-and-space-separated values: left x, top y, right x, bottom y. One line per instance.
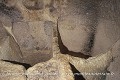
91, 1, 120, 80
0, 60, 26, 80
0, 0, 120, 80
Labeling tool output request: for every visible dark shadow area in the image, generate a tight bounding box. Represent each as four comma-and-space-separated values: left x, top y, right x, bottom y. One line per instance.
0, 3, 14, 15
57, 23, 91, 59
68, 51, 91, 59
70, 63, 86, 80
0, 3, 23, 21
2, 60, 31, 69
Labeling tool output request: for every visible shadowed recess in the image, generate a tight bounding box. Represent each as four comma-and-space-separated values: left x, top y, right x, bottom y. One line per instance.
2, 60, 31, 69
70, 63, 86, 80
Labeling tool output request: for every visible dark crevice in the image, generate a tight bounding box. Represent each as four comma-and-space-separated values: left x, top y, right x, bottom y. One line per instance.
70, 63, 86, 80
2, 60, 31, 69
87, 32, 96, 53
68, 51, 91, 59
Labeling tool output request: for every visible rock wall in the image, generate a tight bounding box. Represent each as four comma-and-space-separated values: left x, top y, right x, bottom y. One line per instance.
0, 0, 120, 80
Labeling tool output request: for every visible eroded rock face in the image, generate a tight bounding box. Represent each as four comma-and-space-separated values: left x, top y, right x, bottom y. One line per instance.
0, 51, 114, 80
27, 57, 74, 80
92, 0, 120, 56
67, 50, 113, 80
0, 60, 26, 80
58, 0, 98, 54
12, 21, 53, 65
0, 0, 120, 80
0, 21, 23, 63
106, 40, 120, 80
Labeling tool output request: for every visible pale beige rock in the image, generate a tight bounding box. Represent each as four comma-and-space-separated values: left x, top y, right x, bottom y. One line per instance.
0, 60, 26, 80
66, 50, 113, 80
27, 58, 74, 80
